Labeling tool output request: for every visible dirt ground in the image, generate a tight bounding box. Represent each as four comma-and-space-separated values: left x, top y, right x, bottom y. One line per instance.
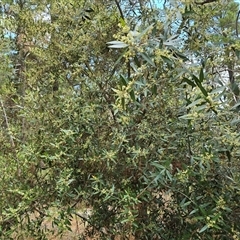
11, 192, 172, 239
11, 208, 134, 240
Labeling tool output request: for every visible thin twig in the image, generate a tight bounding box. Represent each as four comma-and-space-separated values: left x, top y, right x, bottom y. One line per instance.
114, 0, 124, 20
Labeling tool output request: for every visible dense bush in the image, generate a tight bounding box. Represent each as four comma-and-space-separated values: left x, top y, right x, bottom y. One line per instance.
0, 0, 240, 239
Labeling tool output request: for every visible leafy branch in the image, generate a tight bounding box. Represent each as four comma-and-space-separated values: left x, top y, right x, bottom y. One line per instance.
0, 96, 20, 177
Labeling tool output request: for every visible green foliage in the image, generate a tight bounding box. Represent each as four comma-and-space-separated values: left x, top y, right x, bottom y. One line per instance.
0, 0, 240, 239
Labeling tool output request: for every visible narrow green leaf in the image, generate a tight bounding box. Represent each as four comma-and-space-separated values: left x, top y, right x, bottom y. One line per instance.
121, 98, 125, 109
140, 52, 156, 67
194, 216, 205, 221
143, 89, 148, 97
131, 62, 138, 72
180, 198, 187, 206
224, 207, 232, 212
186, 98, 204, 109
230, 118, 240, 125
201, 59, 206, 68
129, 90, 135, 101
235, 49, 240, 60
151, 162, 165, 169
230, 82, 240, 96
178, 114, 194, 120
166, 170, 172, 181
163, 35, 179, 46
211, 86, 225, 94
154, 69, 159, 78
182, 77, 196, 88
192, 74, 199, 82
189, 209, 199, 215
151, 84, 157, 95
212, 213, 221, 221
213, 224, 221, 230
113, 49, 128, 67
230, 102, 240, 110
195, 104, 207, 111
120, 75, 128, 86
197, 82, 208, 97
119, 18, 126, 27
161, 55, 173, 65
135, 81, 145, 87
182, 201, 191, 208
173, 50, 189, 61
134, 55, 141, 67
199, 68, 204, 82
193, 75, 208, 97
199, 224, 208, 233
136, 23, 154, 40
199, 202, 211, 213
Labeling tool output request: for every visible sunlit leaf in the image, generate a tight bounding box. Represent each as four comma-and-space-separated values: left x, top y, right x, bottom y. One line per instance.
140, 52, 156, 67
178, 114, 195, 120
189, 209, 199, 215
107, 41, 128, 48
186, 98, 204, 109
199, 225, 208, 233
